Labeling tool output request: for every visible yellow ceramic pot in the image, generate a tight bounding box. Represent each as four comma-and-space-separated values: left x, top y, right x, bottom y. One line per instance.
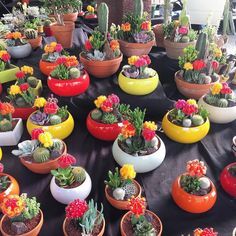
162, 110, 210, 144
0, 148, 2, 160
118, 68, 159, 95
27, 112, 74, 140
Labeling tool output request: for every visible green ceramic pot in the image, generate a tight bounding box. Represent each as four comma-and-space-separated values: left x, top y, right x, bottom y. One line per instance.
0, 65, 20, 84
15, 79, 43, 97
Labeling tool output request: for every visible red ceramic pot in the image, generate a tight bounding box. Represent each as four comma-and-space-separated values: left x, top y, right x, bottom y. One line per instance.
0, 83, 2, 94
39, 60, 58, 76
220, 162, 236, 197
12, 107, 36, 120
43, 26, 53, 37
86, 111, 122, 141
84, 14, 97, 19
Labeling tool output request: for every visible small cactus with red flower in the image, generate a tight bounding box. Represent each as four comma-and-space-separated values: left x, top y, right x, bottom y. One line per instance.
0, 101, 15, 132
0, 50, 11, 72
194, 227, 218, 236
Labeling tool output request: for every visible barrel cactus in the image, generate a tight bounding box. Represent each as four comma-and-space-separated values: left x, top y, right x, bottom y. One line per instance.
205, 95, 219, 106
15, 97, 27, 107
27, 76, 39, 88
98, 3, 109, 36
217, 98, 228, 107
102, 113, 118, 124
25, 29, 38, 39
91, 109, 103, 121
122, 182, 138, 199
0, 119, 12, 132
33, 147, 50, 163
69, 67, 80, 79
192, 115, 204, 126
44, 19, 51, 27
72, 167, 86, 184
50, 115, 62, 125
134, 0, 144, 18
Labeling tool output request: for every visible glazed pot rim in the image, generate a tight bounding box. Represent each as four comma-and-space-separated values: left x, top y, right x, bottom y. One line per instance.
233, 136, 236, 145
164, 38, 196, 44
48, 69, 88, 81
226, 162, 236, 175
118, 38, 155, 46
80, 52, 123, 63
0, 173, 15, 193
51, 21, 75, 26
200, 95, 236, 109
27, 36, 42, 40
120, 68, 158, 80
0, 64, 18, 71
7, 43, 30, 48
40, 59, 57, 63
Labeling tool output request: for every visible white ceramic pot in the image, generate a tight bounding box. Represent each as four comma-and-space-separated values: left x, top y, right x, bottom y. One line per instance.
0, 118, 23, 146
112, 136, 166, 173
198, 96, 236, 124
7, 43, 32, 59
50, 171, 92, 204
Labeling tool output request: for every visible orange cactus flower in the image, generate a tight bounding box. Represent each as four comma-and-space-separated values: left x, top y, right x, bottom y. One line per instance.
128, 196, 146, 217
110, 40, 119, 51
0, 102, 15, 116
65, 56, 79, 67
141, 21, 151, 31
121, 120, 136, 139
121, 22, 131, 32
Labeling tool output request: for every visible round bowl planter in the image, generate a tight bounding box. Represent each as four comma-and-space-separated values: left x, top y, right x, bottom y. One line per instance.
27, 36, 42, 49
118, 69, 159, 95
112, 136, 166, 173
84, 14, 97, 19
175, 71, 220, 99
162, 111, 210, 144
220, 162, 236, 197
47, 71, 90, 97
172, 174, 217, 213
153, 24, 165, 48
7, 43, 32, 59
86, 112, 122, 141
198, 96, 236, 124
12, 107, 36, 120
105, 180, 142, 210
79, 53, 123, 78
118, 39, 155, 57
63, 12, 78, 22
26, 112, 74, 140
50, 171, 92, 204
120, 210, 162, 236
39, 60, 58, 76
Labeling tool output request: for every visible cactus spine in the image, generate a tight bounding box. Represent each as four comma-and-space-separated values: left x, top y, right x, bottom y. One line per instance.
134, 0, 144, 18
33, 147, 50, 163
25, 29, 38, 39
98, 3, 109, 37
196, 32, 207, 60
72, 167, 86, 183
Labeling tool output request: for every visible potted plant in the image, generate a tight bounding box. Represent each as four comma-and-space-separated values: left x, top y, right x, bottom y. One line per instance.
198, 82, 236, 124
63, 199, 105, 236
12, 129, 67, 174
172, 159, 217, 213
84, 5, 97, 19
193, 227, 218, 236
24, 28, 42, 49
220, 162, 236, 198
118, 55, 159, 95
162, 99, 210, 143
5, 32, 32, 59
0, 102, 23, 146
112, 108, 166, 173
104, 164, 141, 210
43, 19, 55, 37
120, 197, 163, 236
80, 3, 123, 78
26, 95, 74, 140
50, 154, 92, 204
0, 194, 43, 236
48, 56, 90, 97
117, 0, 155, 57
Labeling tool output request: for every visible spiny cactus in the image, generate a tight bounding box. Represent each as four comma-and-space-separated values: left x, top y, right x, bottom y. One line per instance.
180, 35, 190, 43
33, 147, 50, 163
205, 95, 219, 106
113, 187, 125, 200
122, 183, 138, 199
179, 0, 189, 26
196, 32, 207, 60
44, 19, 51, 27
72, 166, 86, 184
217, 98, 228, 107
102, 113, 118, 124
52, 139, 64, 152
191, 115, 204, 126
0, 119, 12, 132
25, 29, 38, 39
91, 109, 103, 121
69, 67, 80, 79
50, 115, 62, 125
0, 176, 11, 192
98, 3, 109, 36
27, 76, 39, 88
134, 0, 144, 18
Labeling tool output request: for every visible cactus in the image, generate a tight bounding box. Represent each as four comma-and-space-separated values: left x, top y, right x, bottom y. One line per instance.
91, 109, 103, 121
0, 176, 11, 192
196, 32, 207, 60
50, 115, 62, 125
122, 182, 138, 199
217, 98, 228, 107
25, 29, 38, 39
33, 147, 50, 163
102, 113, 118, 124
191, 115, 204, 126
98, 3, 109, 36
179, 0, 189, 27
180, 35, 190, 43
72, 167, 86, 184
0, 119, 12, 132
113, 188, 125, 200
44, 19, 51, 27
15, 97, 27, 107
27, 76, 39, 88
182, 118, 192, 127
134, 221, 156, 236
69, 67, 80, 79
134, 0, 144, 18
205, 95, 219, 106
163, 0, 172, 25
52, 139, 64, 152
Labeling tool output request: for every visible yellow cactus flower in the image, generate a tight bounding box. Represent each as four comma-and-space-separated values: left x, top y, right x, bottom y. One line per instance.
50, 42, 57, 47
183, 62, 193, 70
9, 85, 21, 95
211, 83, 223, 95
174, 20, 179, 27
38, 132, 53, 148
128, 56, 139, 66
87, 5, 94, 13
21, 66, 34, 75
143, 121, 157, 131
94, 95, 107, 108
34, 97, 47, 108
187, 99, 197, 105
120, 164, 136, 180
0, 50, 7, 58
214, 48, 222, 58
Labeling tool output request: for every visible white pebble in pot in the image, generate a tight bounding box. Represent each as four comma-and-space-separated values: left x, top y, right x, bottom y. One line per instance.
199, 177, 211, 189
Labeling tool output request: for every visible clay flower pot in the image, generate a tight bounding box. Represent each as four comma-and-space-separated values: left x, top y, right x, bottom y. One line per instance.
47, 70, 90, 97
79, 53, 123, 78
198, 96, 236, 124
0, 65, 19, 84
86, 112, 122, 141
220, 162, 236, 197
153, 24, 165, 48
63, 12, 78, 22
105, 180, 142, 210
12, 107, 36, 120
175, 71, 220, 99
120, 210, 163, 236
162, 111, 210, 144
7, 43, 32, 59
172, 174, 217, 213
0, 209, 43, 236
27, 36, 42, 50
39, 60, 58, 76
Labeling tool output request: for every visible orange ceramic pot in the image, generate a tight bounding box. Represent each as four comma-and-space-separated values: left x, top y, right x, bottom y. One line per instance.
63, 12, 78, 22
39, 59, 58, 76
27, 36, 42, 50
153, 24, 165, 48
172, 174, 217, 213
79, 53, 123, 78
105, 180, 142, 210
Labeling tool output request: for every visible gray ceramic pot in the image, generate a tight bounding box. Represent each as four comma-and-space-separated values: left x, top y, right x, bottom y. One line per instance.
7, 43, 32, 59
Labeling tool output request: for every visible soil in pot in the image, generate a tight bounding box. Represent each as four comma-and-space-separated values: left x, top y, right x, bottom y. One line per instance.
55, 178, 84, 189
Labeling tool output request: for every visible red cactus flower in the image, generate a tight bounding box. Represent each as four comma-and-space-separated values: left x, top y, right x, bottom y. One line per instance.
1, 53, 10, 62
194, 227, 218, 236
107, 94, 120, 105
56, 57, 67, 65
193, 60, 206, 71
178, 26, 189, 35
101, 99, 113, 112
16, 71, 25, 79
186, 159, 207, 177
142, 128, 156, 141
141, 21, 151, 31
0, 163, 4, 173
84, 40, 92, 51
58, 154, 76, 169
128, 196, 146, 217
220, 83, 232, 94
55, 44, 63, 53
19, 83, 29, 92
31, 128, 44, 140
140, 55, 151, 65
66, 199, 88, 219
43, 101, 59, 115
182, 103, 198, 116
211, 60, 219, 70
175, 99, 187, 110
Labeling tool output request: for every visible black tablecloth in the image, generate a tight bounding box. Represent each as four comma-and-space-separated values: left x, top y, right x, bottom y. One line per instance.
1, 45, 236, 236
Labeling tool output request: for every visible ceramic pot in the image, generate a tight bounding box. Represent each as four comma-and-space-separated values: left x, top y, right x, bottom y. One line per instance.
220, 75, 229, 83
15, 79, 42, 97
27, 36, 42, 49
12, 107, 36, 120
220, 162, 236, 197
118, 68, 159, 95
153, 24, 165, 48
112, 136, 166, 173
79, 53, 123, 78
0, 210, 43, 236
39, 60, 58, 76
162, 111, 210, 144
63, 12, 78, 22
27, 112, 74, 140
0, 118, 23, 146
172, 174, 217, 213
84, 14, 97, 19
0, 65, 19, 84
118, 39, 155, 57
7, 43, 32, 59
233, 136, 236, 157
47, 70, 90, 97
198, 96, 236, 124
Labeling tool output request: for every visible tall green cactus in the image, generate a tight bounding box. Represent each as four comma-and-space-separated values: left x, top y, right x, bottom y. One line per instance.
134, 0, 144, 18
164, 0, 172, 25
98, 2, 109, 36
195, 32, 207, 59
223, 0, 230, 36
179, 0, 189, 26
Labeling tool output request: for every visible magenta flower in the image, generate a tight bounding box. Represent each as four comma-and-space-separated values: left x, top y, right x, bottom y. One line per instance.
108, 94, 120, 105
55, 44, 63, 53
134, 58, 147, 68
178, 26, 189, 35
175, 99, 187, 110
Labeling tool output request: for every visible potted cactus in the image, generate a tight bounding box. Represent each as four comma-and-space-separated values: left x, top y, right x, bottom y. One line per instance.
25, 28, 42, 49
118, 55, 159, 95
198, 82, 236, 124
80, 3, 123, 78
0, 194, 43, 236
84, 5, 97, 19
105, 164, 142, 210
112, 108, 166, 173
50, 154, 92, 204
26, 95, 74, 140
43, 19, 54, 37
63, 199, 105, 236
0, 102, 23, 146
193, 228, 218, 236
5, 32, 32, 59
48, 56, 90, 97
172, 159, 217, 213
117, 0, 155, 57
120, 197, 163, 236
162, 99, 210, 143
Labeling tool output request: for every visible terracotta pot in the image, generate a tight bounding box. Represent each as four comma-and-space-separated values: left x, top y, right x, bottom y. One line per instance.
12, 107, 36, 120
50, 21, 75, 48
63, 12, 78, 22
0, 173, 20, 203
0, 210, 43, 236
153, 24, 165, 48
172, 174, 217, 213
120, 210, 162, 236
39, 60, 58, 76
20, 141, 67, 174
27, 36, 42, 50
47, 70, 90, 97
79, 53, 123, 78
105, 180, 142, 210
164, 39, 196, 60
118, 39, 155, 57
220, 162, 236, 197
175, 71, 220, 99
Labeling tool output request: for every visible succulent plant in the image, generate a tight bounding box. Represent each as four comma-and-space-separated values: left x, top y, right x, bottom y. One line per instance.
51, 168, 75, 187
0, 175, 11, 192
113, 187, 125, 200
15, 97, 27, 107
102, 113, 118, 124
134, 220, 156, 236
123, 66, 139, 78
87, 49, 106, 61
91, 109, 103, 121
192, 115, 204, 126
27, 76, 39, 88
72, 166, 86, 184
44, 19, 51, 27
69, 67, 80, 79
30, 111, 49, 125
33, 147, 50, 163
25, 28, 38, 39
50, 115, 62, 125
133, 32, 151, 44
205, 95, 219, 106
12, 140, 38, 157
0, 119, 12, 132
217, 98, 228, 107
122, 182, 138, 199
